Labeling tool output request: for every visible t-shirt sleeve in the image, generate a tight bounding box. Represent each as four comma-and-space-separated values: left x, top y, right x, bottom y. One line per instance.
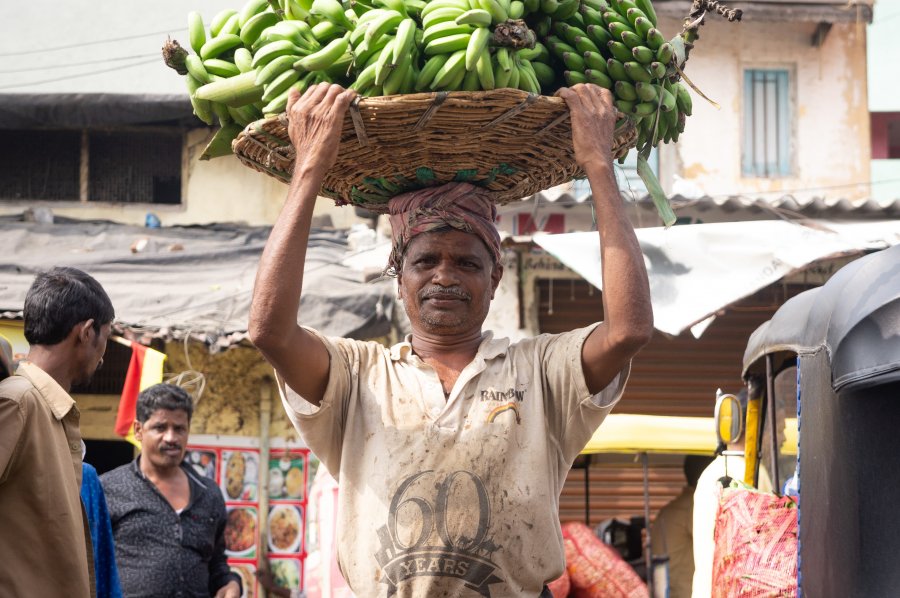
276, 328, 354, 478
537, 324, 631, 464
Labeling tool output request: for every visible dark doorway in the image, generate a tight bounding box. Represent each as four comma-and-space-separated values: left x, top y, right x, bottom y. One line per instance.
84, 439, 134, 475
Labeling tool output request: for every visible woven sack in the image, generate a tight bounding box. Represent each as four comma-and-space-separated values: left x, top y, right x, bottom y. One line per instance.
562, 522, 649, 598
711, 485, 798, 597
231, 89, 638, 212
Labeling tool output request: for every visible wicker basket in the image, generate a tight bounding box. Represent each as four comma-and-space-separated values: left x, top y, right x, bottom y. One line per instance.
232, 88, 638, 212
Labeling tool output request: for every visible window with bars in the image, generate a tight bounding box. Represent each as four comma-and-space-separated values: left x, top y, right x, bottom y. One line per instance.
743, 69, 791, 177
571, 146, 659, 199
0, 128, 183, 204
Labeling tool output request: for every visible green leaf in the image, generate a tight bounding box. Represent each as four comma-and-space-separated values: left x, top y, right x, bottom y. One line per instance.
637, 154, 676, 227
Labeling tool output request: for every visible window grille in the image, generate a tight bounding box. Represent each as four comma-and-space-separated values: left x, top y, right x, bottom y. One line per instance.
743, 69, 791, 177
0, 128, 183, 205
89, 130, 182, 204
0, 130, 80, 200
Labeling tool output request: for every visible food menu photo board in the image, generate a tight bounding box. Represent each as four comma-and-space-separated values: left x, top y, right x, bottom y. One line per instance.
186, 436, 309, 598
267, 449, 309, 591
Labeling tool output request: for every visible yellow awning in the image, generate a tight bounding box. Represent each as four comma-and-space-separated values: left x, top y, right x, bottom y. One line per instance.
581, 414, 718, 455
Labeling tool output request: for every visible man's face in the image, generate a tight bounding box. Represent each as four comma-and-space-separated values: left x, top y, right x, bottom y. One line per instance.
74, 321, 111, 387
135, 409, 190, 471
397, 230, 502, 337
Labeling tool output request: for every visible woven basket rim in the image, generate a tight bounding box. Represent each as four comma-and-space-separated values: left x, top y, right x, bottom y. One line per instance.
232, 89, 637, 212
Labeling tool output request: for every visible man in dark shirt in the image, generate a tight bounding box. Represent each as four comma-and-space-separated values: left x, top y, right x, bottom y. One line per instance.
101, 384, 240, 598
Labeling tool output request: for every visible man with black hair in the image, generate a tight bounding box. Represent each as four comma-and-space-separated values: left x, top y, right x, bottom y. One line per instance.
101, 383, 241, 598
0, 266, 115, 598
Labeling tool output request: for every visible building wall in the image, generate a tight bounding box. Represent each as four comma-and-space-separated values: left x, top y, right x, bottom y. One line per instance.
661, 16, 871, 201
868, 2, 900, 203
868, 0, 900, 113
0, 129, 367, 228
0, 0, 369, 228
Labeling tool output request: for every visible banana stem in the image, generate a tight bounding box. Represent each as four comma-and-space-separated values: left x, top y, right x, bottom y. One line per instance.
267, 0, 285, 16
680, 0, 743, 63
162, 38, 189, 75
491, 19, 536, 49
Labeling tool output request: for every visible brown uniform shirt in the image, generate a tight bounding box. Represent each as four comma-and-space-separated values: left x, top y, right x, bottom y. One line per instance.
0, 362, 94, 598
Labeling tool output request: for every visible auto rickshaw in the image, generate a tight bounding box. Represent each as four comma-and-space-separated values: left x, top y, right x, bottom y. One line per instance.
578, 413, 718, 596
738, 243, 900, 596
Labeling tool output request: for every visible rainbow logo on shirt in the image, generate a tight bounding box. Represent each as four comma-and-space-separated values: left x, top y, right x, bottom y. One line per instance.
486, 402, 520, 425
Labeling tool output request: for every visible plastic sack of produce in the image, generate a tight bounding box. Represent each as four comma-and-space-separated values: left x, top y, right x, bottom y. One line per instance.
711, 483, 798, 598
562, 521, 648, 598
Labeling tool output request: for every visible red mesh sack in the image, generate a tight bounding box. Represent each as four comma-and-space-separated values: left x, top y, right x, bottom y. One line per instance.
561, 522, 649, 598
548, 570, 571, 598
711, 486, 798, 597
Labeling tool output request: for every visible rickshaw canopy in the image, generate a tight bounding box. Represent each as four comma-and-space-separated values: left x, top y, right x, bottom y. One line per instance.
741, 244, 900, 392
815, 244, 900, 392
581, 414, 717, 455
742, 288, 821, 380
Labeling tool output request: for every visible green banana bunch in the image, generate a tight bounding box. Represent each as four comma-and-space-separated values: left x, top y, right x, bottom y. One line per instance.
172, 0, 695, 198
544, 0, 692, 140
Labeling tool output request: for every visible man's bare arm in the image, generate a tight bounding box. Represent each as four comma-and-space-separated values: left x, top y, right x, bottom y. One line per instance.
249, 83, 356, 406
558, 84, 654, 394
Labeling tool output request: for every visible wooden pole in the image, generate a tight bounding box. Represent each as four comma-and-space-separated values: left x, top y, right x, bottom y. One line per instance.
642, 452, 653, 597
257, 379, 273, 598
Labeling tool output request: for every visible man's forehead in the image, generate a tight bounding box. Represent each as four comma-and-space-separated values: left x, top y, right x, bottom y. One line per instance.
145, 408, 190, 423
405, 230, 492, 257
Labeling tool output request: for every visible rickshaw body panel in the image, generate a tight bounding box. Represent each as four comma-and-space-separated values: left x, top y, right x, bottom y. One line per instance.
740, 244, 900, 596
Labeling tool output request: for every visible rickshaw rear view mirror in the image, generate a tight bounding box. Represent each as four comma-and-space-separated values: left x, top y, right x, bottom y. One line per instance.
715, 391, 744, 446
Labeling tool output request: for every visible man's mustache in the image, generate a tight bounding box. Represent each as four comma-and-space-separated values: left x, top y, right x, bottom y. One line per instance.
420, 286, 471, 301
160, 444, 182, 452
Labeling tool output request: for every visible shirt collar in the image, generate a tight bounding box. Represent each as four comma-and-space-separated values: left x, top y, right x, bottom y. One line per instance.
15, 361, 76, 420
132, 456, 202, 508
389, 330, 510, 362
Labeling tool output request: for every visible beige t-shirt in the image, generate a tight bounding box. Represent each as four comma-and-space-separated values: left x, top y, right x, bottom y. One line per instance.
280, 325, 629, 598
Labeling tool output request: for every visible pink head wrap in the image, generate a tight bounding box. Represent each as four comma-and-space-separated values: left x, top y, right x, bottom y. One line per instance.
386, 182, 502, 274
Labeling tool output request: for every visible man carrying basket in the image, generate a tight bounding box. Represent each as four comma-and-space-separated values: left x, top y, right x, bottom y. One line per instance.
250, 82, 653, 597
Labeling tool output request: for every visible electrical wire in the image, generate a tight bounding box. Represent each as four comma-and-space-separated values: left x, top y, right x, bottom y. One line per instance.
0, 53, 159, 74
0, 29, 185, 57
0, 57, 161, 91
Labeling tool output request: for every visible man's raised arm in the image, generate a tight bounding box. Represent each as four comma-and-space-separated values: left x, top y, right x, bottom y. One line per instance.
249, 83, 356, 406
558, 84, 654, 394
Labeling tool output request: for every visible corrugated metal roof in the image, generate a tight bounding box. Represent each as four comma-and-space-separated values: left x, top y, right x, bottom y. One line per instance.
530, 186, 900, 219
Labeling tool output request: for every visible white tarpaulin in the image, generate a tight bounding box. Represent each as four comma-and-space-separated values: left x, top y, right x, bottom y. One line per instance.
533, 219, 900, 337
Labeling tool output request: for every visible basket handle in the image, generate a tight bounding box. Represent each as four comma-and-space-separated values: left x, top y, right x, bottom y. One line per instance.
414, 92, 450, 131
483, 93, 539, 129
349, 96, 370, 147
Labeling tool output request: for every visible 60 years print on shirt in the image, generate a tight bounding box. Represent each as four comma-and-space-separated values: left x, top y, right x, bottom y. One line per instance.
376, 469, 504, 597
